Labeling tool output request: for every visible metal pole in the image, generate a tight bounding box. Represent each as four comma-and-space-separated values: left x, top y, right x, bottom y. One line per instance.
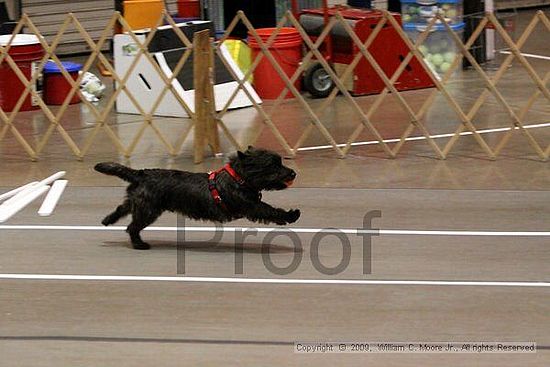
485, 0, 495, 60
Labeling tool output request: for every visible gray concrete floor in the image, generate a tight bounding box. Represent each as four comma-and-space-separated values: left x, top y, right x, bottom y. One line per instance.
0, 188, 548, 366
0, 7, 549, 367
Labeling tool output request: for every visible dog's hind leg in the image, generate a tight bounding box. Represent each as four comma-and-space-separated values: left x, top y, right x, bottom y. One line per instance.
102, 199, 131, 226
126, 209, 162, 250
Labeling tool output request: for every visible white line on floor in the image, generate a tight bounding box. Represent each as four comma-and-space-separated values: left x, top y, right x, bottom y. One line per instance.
0, 273, 548, 287
297, 122, 550, 152
0, 224, 549, 236
499, 50, 550, 61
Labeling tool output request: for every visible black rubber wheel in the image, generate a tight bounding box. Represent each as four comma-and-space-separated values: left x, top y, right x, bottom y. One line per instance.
303, 62, 335, 98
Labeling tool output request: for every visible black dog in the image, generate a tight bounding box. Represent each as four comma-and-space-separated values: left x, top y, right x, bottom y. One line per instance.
95, 147, 300, 249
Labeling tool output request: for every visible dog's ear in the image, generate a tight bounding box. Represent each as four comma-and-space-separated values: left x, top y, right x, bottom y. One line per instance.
246, 145, 256, 153
237, 150, 247, 159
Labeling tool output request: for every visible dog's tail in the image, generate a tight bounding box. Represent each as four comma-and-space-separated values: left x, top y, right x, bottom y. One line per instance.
94, 162, 140, 183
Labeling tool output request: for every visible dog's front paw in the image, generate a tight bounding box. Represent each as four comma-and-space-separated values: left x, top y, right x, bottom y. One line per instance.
101, 214, 116, 226
274, 217, 287, 225
285, 209, 300, 224
132, 241, 151, 250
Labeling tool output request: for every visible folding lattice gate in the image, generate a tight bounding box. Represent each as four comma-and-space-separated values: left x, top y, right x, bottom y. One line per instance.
0, 9, 548, 161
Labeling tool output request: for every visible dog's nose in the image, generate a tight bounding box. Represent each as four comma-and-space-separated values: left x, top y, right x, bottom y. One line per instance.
289, 170, 296, 179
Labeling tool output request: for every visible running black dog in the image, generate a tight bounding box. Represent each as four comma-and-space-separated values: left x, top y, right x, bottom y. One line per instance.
94, 147, 300, 249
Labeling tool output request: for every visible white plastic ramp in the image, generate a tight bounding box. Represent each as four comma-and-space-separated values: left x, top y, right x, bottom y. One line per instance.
0, 181, 38, 203
37, 171, 66, 187
1, 172, 65, 207
0, 171, 66, 223
38, 180, 68, 217
2, 183, 41, 207
0, 185, 50, 223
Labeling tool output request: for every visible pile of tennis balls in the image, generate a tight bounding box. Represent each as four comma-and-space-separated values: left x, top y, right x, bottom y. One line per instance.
417, 34, 456, 75
401, 2, 459, 24
400, 1, 462, 75
401, 4, 425, 23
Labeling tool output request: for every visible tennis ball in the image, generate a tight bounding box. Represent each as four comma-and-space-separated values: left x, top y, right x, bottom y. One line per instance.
446, 9, 457, 18
443, 51, 455, 63
419, 45, 429, 55
431, 53, 444, 66
403, 14, 412, 22
440, 62, 451, 73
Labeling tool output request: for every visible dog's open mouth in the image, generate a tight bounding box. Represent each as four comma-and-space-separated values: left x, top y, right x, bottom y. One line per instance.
284, 179, 294, 187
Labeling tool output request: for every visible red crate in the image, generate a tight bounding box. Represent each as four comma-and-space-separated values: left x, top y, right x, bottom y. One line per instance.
300, 7, 434, 95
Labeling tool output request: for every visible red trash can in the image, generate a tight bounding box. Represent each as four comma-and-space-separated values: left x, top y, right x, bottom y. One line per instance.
43, 61, 82, 105
248, 28, 303, 99
0, 34, 45, 112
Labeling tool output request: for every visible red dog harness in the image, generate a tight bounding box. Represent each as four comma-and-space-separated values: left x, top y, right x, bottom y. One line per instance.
208, 164, 245, 210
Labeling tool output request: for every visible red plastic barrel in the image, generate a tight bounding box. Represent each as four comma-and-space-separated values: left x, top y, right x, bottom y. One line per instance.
43, 61, 82, 105
177, 0, 200, 18
248, 28, 303, 99
0, 34, 45, 112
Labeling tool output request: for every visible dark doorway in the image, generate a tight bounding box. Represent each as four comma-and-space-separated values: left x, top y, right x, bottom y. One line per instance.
224, 0, 277, 39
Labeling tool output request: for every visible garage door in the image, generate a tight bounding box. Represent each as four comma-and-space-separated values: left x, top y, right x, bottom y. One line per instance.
21, 0, 179, 55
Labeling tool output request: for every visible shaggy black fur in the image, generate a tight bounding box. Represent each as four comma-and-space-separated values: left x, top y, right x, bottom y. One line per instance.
94, 147, 300, 250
